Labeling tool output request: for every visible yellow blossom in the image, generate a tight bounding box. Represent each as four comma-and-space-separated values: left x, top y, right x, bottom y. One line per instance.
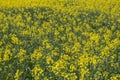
14, 70, 23, 80
11, 34, 19, 44
31, 49, 42, 61
32, 64, 43, 80
3, 49, 12, 61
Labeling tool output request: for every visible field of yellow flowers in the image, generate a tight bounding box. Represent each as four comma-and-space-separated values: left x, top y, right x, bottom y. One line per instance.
0, 0, 120, 80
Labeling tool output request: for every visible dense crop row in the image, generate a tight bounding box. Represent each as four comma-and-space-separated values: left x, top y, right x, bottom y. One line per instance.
0, 0, 120, 80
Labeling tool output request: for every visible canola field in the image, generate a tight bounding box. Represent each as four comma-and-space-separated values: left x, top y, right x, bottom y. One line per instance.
0, 0, 120, 80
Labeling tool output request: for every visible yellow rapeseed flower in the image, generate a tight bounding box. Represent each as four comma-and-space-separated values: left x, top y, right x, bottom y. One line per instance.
14, 69, 23, 80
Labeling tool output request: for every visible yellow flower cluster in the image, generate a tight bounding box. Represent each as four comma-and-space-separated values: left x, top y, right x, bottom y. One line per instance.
14, 69, 23, 80
32, 64, 43, 80
0, 0, 119, 80
31, 48, 43, 61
